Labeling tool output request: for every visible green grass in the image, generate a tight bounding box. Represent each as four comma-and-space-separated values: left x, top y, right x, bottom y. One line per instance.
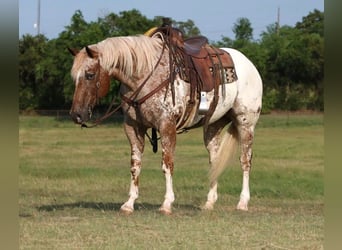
19, 113, 324, 249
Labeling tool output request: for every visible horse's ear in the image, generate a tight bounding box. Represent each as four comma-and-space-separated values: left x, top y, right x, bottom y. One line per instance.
67, 47, 79, 56
85, 46, 99, 59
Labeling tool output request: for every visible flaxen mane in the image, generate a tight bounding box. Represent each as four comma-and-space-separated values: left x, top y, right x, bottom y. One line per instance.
71, 35, 164, 80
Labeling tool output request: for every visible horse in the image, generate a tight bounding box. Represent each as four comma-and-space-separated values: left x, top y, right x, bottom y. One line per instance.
69, 31, 262, 215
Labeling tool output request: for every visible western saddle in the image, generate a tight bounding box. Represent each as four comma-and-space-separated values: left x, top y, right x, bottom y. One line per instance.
150, 20, 237, 92
147, 19, 237, 127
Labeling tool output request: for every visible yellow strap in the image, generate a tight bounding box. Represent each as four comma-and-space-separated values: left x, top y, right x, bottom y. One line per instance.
144, 27, 158, 37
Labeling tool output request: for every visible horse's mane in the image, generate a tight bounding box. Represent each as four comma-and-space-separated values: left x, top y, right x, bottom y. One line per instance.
72, 35, 164, 79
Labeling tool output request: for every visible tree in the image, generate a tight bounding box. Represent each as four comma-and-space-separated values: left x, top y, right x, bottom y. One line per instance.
173, 19, 201, 38
212, 36, 234, 48
98, 9, 158, 36
295, 9, 324, 110
232, 18, 253, 48
19, 34, 48, 109
259, 17, 324, 110
295, 9, 324, 36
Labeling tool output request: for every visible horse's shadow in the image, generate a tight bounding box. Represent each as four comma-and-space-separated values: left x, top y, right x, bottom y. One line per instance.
36, 201, 200, 213
37, 202, 124, 212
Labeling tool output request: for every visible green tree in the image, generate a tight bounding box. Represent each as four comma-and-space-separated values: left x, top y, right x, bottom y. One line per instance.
174, 19, 201, 38
232, 18, 253, 48
260, 18, 324, 110
19, 34, 48, 110
295, 9, 324, 36
98, 9, 158, 36
212, 36, 234, 48
295, 9, 324, 110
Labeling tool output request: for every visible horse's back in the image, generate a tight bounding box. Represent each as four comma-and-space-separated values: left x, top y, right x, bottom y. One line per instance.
221, 48, 263, 113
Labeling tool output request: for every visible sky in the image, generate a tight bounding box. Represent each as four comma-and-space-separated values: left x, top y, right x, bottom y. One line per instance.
19, 0, 324, 42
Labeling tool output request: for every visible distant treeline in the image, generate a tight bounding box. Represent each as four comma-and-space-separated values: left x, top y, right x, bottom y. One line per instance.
19, 9, 323, 113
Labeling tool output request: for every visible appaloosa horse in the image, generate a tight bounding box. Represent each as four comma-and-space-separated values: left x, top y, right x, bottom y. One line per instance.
69, 30, 262, 214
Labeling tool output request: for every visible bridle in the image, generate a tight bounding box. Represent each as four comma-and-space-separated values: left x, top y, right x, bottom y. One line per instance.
82, 38, 168, 131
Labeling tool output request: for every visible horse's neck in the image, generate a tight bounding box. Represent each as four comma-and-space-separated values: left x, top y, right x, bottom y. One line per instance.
115, 48, 170, 93
112, 67, 154, 93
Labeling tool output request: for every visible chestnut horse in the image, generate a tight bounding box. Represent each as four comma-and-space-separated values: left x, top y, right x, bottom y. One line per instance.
69, 32, 262, 214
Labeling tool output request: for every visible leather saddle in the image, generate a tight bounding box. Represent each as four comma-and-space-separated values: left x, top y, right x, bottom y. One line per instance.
182, 36, 237, 92
184, 36, 208, 56
150, 24, 237, 92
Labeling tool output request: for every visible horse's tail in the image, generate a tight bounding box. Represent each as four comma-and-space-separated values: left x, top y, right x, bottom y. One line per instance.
209, 123, 239, 184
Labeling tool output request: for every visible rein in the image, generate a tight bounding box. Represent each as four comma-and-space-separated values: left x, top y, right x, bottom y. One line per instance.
120, 78, 169, 107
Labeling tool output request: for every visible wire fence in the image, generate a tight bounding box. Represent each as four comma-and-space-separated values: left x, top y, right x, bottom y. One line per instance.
19, 109, 70, 119
19, 109, 125, 124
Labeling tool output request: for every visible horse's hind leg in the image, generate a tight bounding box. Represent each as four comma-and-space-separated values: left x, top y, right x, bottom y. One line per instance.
202, 118, 228, 210
235, 111, 260, 211
120, 121, 146, 214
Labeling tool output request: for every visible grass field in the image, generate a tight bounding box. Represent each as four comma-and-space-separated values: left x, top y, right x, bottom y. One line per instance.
19, 113, 324, 249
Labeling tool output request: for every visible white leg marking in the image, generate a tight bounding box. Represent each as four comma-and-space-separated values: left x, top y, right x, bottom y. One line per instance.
237, 170, 250, 211
121, 146, 142, 214
120, 172, 140, 214
159, 163, 175, 215
203, 181, 218, 210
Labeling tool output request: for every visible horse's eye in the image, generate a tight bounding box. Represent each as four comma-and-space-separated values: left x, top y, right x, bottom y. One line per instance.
85, 72, 95, 80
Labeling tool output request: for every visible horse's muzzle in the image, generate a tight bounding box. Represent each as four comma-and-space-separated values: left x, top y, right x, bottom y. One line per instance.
70, 104, 94, 126
70, 110, 89, 125
70, 111, 82, 124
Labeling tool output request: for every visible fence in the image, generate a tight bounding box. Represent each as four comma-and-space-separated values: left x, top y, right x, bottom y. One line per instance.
19, 109, 124, 123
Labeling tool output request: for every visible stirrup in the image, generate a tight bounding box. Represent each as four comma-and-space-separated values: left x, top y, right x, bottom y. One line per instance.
199, 91, 209, 115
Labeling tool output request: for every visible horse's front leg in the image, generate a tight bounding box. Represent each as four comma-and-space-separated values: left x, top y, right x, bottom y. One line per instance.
158, 120, 176, 215
120, 122, 146, 214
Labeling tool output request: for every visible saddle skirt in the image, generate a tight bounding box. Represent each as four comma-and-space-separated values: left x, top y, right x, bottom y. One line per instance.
183, 37, 237, 92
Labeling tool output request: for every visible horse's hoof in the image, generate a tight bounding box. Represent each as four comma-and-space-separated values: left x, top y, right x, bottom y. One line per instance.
120, 205, 134, 215
236, 201, 248, 211
201, 202, 214, 210
159, 207, 172, 215
120, 209, 133, 215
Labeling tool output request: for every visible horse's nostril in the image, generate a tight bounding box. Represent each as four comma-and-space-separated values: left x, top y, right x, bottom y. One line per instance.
70, 111, 83, 124
76, 115, 83, 124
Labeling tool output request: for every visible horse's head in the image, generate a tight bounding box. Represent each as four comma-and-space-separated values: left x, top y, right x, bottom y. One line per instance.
69, 46, 110, 125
